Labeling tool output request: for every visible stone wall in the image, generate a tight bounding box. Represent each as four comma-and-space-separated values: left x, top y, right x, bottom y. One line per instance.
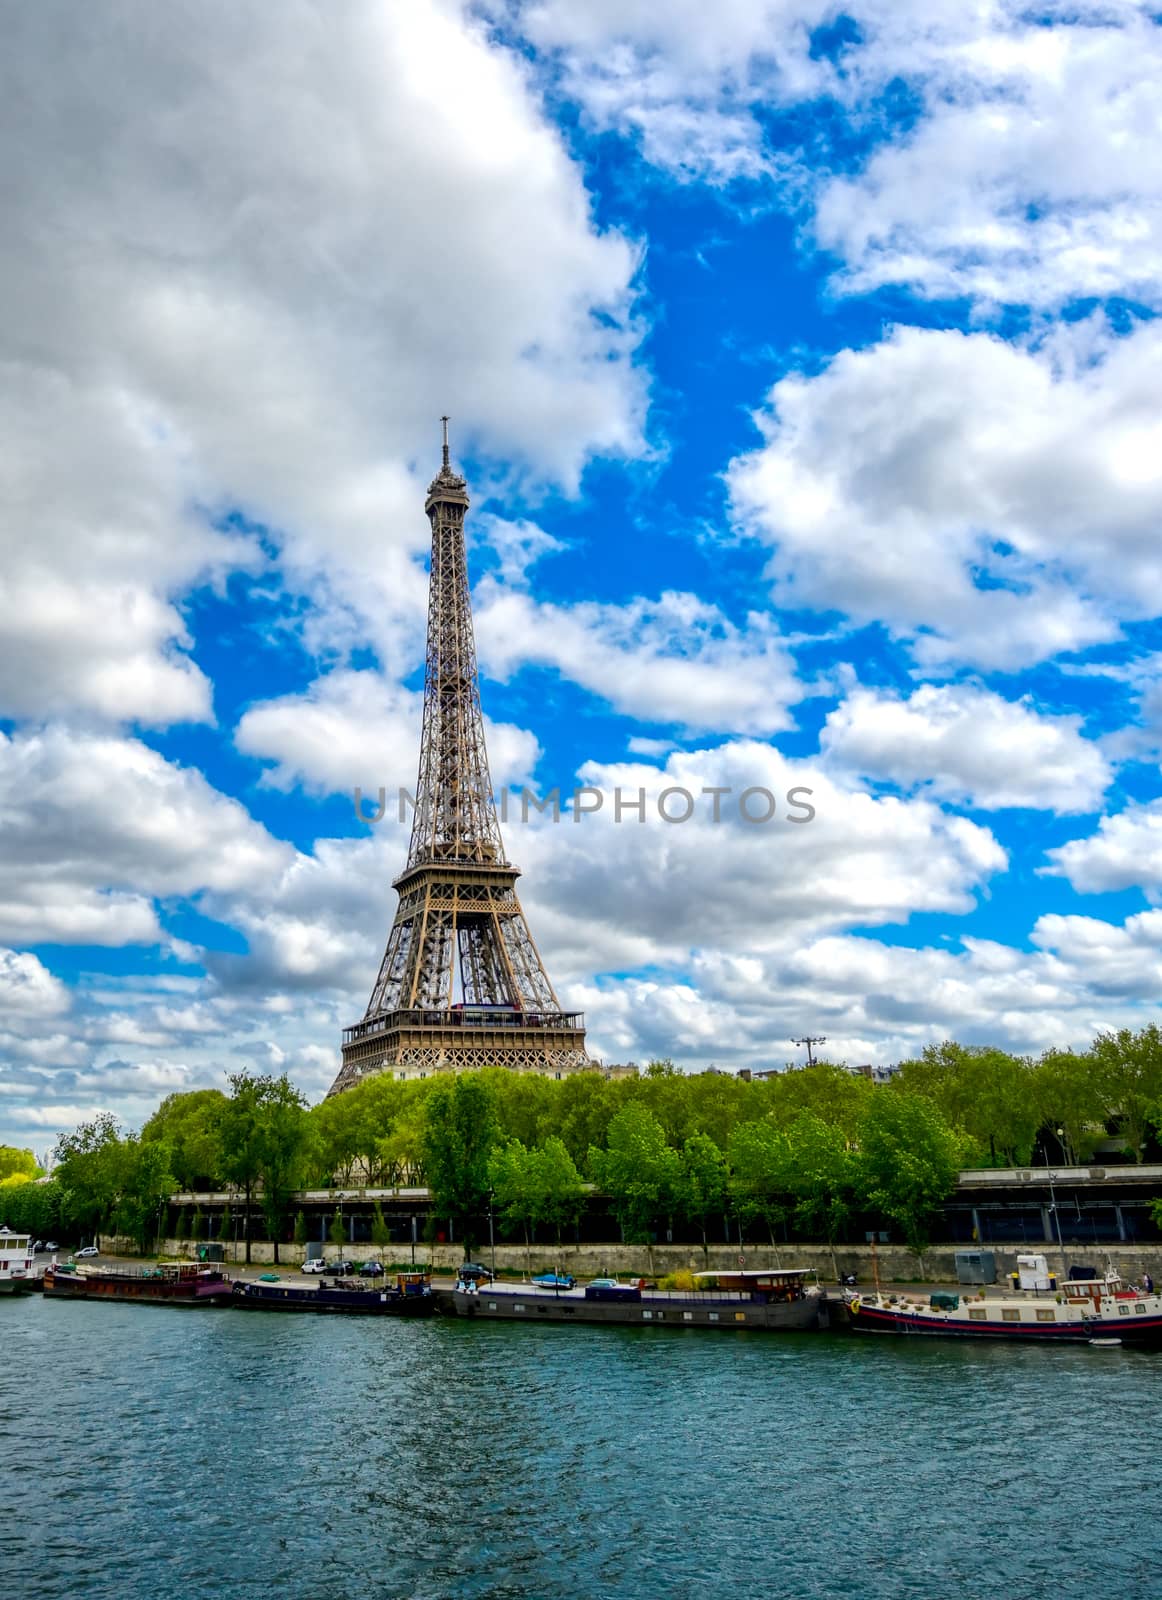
135, 1235, 1162, 1283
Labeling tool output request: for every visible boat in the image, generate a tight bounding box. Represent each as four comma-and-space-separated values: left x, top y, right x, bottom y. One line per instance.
530, 1271, 576, 1290
449, 1268, 827, 1331
0, 1228, 33, 1295
42, 1260, 234, 1306
230, 1269, 435, 1316
845, 1263, 1162, 1343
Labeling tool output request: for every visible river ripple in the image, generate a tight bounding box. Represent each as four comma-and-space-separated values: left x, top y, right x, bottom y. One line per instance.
2, 1297, 1159, 1599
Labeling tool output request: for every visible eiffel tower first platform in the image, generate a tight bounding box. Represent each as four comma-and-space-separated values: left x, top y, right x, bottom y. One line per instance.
329, 423, 590, 1094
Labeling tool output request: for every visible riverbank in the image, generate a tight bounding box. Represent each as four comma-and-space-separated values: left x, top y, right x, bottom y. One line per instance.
100, 1234, 1162, 1284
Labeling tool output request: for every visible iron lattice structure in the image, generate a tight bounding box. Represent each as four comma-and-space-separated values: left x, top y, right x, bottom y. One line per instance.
330, 425, 589, 1092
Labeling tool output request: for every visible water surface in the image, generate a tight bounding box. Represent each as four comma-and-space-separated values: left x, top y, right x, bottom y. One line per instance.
2, 1298, 1158, 1599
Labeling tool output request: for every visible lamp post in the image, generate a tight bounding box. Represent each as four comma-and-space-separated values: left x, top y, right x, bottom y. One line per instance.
488, 1192, 496, 1279
1046, 1127, 1068, 1283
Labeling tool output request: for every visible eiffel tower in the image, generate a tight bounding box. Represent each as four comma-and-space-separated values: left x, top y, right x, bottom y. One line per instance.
330, 422, 590, 1093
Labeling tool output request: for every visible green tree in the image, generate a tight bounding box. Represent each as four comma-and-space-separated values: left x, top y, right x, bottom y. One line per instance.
1032, 1049, 1107, 1165
254, 1076, 308, 1264
191, 1205, 204, 1244
782, 1113, 855, 1271
218, 1204, 232, 1245
588, 1103, 680, 1244
328, 1211, 347, 1248
1091, 1026, 1162, 1161
535, 1137, 587, 1243
111, 1138, 177, 1254
218, 1072, 307, 1263
674, 1132, 728, 1261
897, 1042, 1037, 1165
0, 1147, 41, 1183
856, 1092, 962, 1258
293, 1210, 309, 1247
140, 1089, 228, 1189
420, 1075, 501, 1250
726, 1119, 791, 1244
54, 1113, 127, 1241
370, 1202, 391, 1250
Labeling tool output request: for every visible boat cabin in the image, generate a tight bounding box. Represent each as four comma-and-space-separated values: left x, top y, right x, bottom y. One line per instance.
692, 1269, 816, 1303
0, 1229, 32, 1282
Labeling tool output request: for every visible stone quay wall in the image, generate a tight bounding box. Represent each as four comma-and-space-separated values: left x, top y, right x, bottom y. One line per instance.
125, 1235, 1162, 1284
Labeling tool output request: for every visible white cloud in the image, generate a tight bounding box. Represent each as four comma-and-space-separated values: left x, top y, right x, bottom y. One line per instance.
508, 2, 1162, 308
821, 682, 1112, 813
814, 9, 1162, 309
0, 950, 70, 1018
0, 1, 646, 722
475, 586, 801, 733
1044, 798, 1162, 895
0, 727, 293, 945
727, 320, 1162, 670
235, 668, 541, 797
509, 740, 1007, 978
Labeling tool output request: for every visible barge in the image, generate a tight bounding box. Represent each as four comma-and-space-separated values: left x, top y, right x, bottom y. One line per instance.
845, 1266, 1162, 1343
230, 1270, 434, 1316
449, 1269, 827, 1332
42, 1260, 234, 1306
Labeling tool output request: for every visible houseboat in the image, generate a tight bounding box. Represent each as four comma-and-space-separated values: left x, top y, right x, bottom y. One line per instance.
0, 1229, 33, 1294
230, 1270, 434, 1316
43, 1260, 234, 1306
845, 1261, 1162, 1343
448, 1268, 827, 1332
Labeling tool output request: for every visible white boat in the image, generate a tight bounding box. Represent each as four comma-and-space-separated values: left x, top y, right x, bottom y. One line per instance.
846, 1258, 1162, 1344
0, 1228, 33, 1294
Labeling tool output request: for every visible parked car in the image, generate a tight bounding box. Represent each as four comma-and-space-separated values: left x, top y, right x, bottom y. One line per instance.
321, 1259, 356, 1276
32, 1240, 45, 1253
44, 1241, 59, 1252
359, 1260, 385, 1278
301, 1258, 327, 1274
456, 1262, 494, 1283
75, 1246, 99, 1259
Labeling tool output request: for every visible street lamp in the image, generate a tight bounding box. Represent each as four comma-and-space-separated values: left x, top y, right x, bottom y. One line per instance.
1046, 1127, 1069, 1283
488, 1192, 496, 1278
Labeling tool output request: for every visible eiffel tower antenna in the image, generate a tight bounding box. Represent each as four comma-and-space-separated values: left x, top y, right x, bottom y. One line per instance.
330, 423, 589, 1092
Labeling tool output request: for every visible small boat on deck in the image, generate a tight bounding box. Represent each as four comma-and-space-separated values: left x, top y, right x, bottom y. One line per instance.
450, 1268, 827, 1331
845, 1265, 1162, 1344
0, 1229, 33, 1295
43, 1260, 234, 1306
230, 1270, 435, 1316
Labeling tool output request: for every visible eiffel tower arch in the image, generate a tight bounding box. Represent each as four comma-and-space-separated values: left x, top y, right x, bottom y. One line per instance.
330, 423, 590, 1093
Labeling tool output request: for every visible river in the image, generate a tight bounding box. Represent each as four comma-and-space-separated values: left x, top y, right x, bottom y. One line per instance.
2, 1296, 1158, 1599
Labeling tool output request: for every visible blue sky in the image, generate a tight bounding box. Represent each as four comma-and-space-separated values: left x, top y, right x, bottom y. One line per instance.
3, 1, 1162, 1154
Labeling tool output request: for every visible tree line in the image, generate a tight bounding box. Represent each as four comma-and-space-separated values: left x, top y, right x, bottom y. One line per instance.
3, 1025, 1161, 1259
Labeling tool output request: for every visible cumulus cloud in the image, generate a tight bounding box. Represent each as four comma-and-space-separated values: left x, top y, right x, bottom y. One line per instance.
0, 727, 293, 945
235, 669, 541, 796
506, 1, 1162, 308
509, 740, 1007, 979
821, 682, 1112, 813
475, 586, 801, 733
1044, 798, 1162, 896
0, 1, 646, 722
0, 950, 70, 1018
727, 320, 1162, 669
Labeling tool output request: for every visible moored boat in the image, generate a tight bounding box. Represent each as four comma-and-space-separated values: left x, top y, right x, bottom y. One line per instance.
0, 1228, 33, 1294
43, 1260, 234, 1306
845, 1266, 1162, 1343
450, 1268, 827, 1331
231, 1269, 434, 1316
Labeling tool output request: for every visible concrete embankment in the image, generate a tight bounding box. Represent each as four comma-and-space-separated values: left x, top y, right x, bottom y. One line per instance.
115, 1236, 1162, 1285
